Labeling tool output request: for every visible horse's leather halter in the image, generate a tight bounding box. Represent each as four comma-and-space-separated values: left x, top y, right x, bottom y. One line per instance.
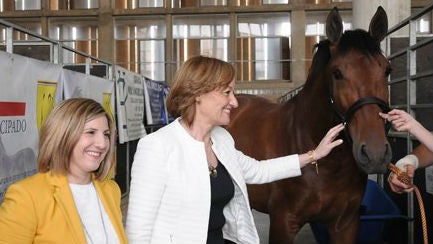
330, 96, 391, 145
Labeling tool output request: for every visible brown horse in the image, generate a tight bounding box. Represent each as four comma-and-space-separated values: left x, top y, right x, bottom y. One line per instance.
226, 7, 392, 244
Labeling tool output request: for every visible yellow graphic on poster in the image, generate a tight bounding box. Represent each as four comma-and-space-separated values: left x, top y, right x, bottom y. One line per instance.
37, 80, 57, 131
102, 92, 116, 179
102, 92, 115, 124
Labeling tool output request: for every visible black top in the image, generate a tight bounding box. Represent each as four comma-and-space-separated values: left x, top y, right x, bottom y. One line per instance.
206, 162, 235, 244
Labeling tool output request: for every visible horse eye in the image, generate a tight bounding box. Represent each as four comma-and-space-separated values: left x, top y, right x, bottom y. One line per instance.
332, 69, 343, 80
385, 66, 393, 77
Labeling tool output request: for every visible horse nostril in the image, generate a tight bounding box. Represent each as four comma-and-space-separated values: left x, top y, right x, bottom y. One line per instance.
359, 143, 370, 164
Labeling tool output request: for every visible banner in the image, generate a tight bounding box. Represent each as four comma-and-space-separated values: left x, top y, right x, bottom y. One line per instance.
61, 68, 115, 123
0, 51, 62, 203
62, 68, 114, 109
114, 66, 146, 143
144, 77, 170, 125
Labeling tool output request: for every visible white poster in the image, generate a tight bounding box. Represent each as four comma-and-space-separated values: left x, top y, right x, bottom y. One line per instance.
61, 68, 116, 129
114, 66, 146, 143
0, 51, 62, 203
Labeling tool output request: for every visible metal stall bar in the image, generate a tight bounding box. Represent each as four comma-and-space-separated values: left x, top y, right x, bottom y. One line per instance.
385, 3, 433, 244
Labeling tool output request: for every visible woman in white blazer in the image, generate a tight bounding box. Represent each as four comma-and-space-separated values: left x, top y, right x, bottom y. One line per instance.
126, 56, 344, 244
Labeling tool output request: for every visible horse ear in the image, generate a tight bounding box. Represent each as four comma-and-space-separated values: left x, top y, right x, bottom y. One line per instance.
326, 7, 343, 43
369, 6, 388, 43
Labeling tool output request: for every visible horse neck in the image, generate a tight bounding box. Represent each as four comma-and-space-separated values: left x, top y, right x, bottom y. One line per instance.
284, 75, 336, 143
294, 40, 335, 129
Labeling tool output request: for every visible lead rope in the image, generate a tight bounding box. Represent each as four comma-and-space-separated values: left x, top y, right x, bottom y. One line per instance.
388, 163, 428, 244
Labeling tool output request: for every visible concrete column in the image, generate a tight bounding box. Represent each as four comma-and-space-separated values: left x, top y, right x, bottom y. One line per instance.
98, 1, 114, 63
290, 10, 306, 86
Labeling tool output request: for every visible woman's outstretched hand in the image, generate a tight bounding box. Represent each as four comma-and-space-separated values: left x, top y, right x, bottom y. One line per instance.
298, 124, 344, 169
314, 123, 345, 160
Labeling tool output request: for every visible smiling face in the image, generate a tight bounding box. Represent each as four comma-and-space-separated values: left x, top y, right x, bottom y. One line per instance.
195, 79, 238, 127
68, 115, 110, 184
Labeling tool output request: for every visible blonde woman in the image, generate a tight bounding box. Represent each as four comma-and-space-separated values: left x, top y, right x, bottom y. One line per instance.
0, 98, 127, 244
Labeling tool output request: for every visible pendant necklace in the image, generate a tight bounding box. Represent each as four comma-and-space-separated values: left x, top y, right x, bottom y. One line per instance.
206, 139, 218, 178
80, 191, 109, 244
209, 163, 218, 178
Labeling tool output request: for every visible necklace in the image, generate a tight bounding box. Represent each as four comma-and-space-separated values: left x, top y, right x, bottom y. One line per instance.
209, 163, 218, 178
205, 139, 218, 178
73, 184, 109, 244
80, 196, 108, 244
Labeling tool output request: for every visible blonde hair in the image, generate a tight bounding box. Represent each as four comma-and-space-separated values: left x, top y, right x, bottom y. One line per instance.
38, 98, 115, 180
166, 55, 235, 126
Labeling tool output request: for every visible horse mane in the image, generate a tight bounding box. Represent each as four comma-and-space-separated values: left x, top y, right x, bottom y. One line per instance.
305, 39, 331, 85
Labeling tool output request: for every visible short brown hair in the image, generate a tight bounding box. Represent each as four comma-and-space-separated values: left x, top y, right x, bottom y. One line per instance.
166, 55, 235, 126
38, 98, 115, 180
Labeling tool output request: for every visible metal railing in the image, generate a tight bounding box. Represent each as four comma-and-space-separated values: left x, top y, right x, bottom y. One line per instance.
385, 3, 433, 244
0, 18, 114, 79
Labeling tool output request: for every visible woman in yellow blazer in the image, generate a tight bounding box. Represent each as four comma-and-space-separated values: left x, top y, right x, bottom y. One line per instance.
0, 98, 127, 244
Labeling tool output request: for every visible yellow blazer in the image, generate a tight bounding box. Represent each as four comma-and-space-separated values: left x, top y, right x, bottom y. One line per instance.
0, 172, 127, 244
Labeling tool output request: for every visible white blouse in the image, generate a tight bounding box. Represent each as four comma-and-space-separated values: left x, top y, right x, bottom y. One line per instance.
70, 182, 120, 244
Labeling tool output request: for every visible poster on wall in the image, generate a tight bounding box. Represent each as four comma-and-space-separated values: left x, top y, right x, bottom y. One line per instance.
61, 68, 115, 122
0, 51, 62, 203
114, 66, 146, 143
61, 68, 116, 128
144, 77, 170, 125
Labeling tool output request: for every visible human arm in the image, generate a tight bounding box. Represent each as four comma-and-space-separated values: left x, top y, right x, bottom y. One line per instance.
227, 123, 344, 184
0, 183, 37, 243
125, 136, 169, 243
380, 109, 433, 152
388, 144, 433, 193
297, 123, 344, 168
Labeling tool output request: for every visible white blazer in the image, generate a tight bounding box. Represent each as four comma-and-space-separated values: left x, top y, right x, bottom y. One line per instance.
126, 118, 302, 244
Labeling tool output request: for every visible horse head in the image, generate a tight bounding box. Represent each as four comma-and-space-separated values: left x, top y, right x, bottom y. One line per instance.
325, 7, 392, 174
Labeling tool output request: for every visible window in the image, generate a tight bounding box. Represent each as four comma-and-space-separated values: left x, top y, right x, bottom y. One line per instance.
415, 11, 432, 34
304, 11, 351, 75
0, 0, 41, 11
0, 20, 49, 61
172, 0, 226, 7
0, 20, 42, 41
237, 13, 291, 81
201, 0, 227, 6
50, 0, 98, 10
263, 0, 289, 4
115, 18, 166, 81
115, 0, 164, 9
49, 18, 99, 64
172, 15, 229, 67
236, 0, 289, 6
